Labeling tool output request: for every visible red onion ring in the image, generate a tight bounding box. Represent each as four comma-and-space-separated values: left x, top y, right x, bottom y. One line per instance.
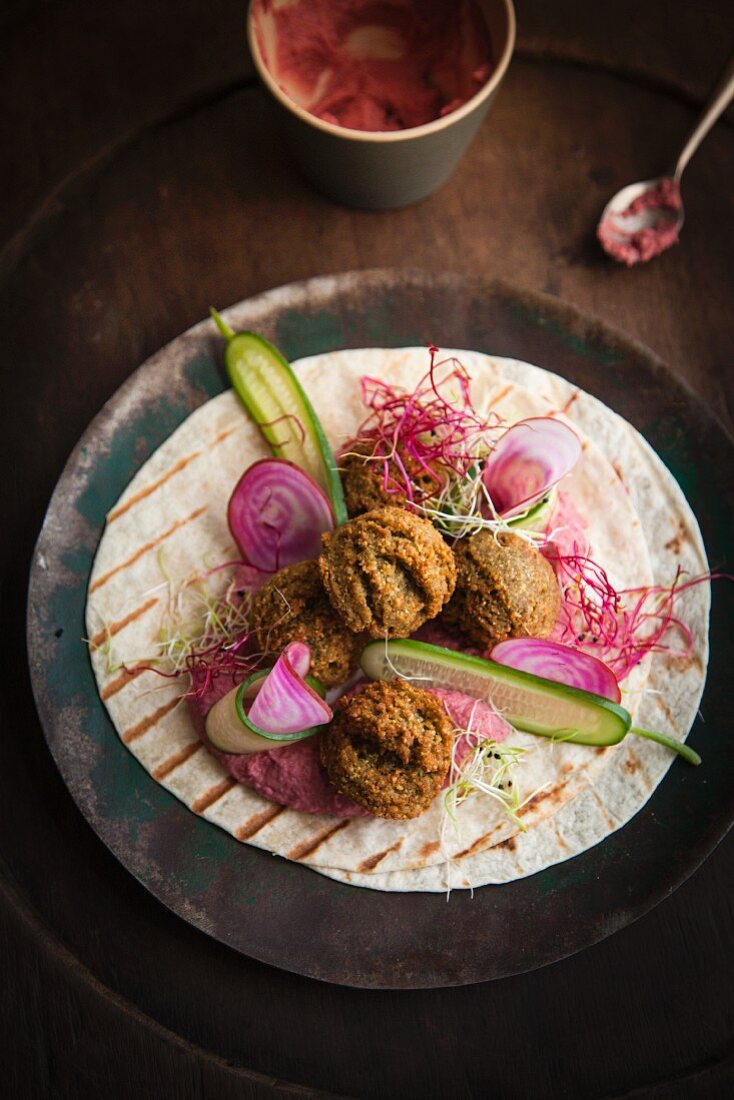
228, 458, 334, 572
483, 417, 582, 519
490, 638, 621, 702
248, 643, 333, 733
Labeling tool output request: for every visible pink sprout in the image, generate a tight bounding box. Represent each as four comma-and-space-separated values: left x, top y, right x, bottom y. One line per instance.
183, 630, 262, 700
129, 562, 264, 698
259, 412, 307, 448
546, 545, 721, 680
132, 628, 263, 701
343, 345, 502, 503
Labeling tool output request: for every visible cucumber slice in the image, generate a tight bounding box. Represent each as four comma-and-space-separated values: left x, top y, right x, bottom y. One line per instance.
205, 671, 325, 754
507, 492, 553, 532
210, 312, 348, 525
360, 639, 630, 747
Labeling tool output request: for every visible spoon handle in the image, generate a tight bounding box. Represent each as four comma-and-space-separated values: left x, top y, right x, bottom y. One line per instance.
674, 48, 734, 181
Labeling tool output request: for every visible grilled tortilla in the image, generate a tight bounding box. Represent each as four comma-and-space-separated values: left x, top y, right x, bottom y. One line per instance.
85, 347, 709, 892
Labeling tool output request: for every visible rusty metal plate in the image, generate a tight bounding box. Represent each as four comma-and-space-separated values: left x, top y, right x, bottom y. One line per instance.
26, 270, 734, 988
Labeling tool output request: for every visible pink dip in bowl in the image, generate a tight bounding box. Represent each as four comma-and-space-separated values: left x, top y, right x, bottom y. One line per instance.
251, 0, 494, 132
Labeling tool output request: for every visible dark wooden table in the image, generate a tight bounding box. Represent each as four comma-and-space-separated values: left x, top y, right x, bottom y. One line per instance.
2, 2, 733, 1096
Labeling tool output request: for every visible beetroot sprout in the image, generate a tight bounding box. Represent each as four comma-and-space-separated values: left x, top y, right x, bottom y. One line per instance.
546, 545, 720, 680
343, 346, 503, 505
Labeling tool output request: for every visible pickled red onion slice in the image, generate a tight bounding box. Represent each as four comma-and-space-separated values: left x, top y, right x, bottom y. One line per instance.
248, 643, 332, 734
284, 640, 311, 679
483, 418, 582, 519
490, 638, 621, 703
228, 458, 334, 572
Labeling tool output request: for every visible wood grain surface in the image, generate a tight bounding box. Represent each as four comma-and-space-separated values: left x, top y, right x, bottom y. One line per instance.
2, 0, 733, 1096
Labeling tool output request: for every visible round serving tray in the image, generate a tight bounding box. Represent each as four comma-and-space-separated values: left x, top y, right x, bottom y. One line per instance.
27, 269, 734, 988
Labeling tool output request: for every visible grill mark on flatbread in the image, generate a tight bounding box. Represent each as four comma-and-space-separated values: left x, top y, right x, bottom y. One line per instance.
518, 781, 566, 817
420, 841, 440, 859
122, 696, 181, 744
153, 741, 202, 780
587, 785, 617, 829
664, 521, 690, 555
492, 835, 517, 852
455, 830, 496, 859
210, 425, 239, 447
107, 452, 203, 521
555, 390, 580, 416
654, 693, 678, 730
192, 777, 238, 813
489, 383, 514, 406
287, 820, 351, 861
235, 804, 286, 840
622, 749, 654, 791
89, 505, 208, 593
90, 597, 159, 648
357, 840, 404, 873
101, 664, 147, 700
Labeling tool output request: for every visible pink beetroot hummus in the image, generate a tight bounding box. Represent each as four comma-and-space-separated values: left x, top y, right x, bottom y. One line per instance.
188, 672, 511, 818
597, 177, 682, 266
187, 669, 368, 817
253, 0, 493, 132
545, 490, 589, 558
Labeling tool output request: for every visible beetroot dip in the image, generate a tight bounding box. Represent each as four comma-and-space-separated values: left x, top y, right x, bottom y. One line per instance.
545, 490, 589, 558
188, 670, 511, 818
187, 669, 368, 817
597, 177, 682, 266
251, 0, 493, 132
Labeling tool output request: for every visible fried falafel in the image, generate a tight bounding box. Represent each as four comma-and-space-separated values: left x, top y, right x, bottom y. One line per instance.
251, 559, 363, 688
340, 441, 444, 517
320, 680, 453, 819
441, 530, 560, 647
319, 506, 456, 639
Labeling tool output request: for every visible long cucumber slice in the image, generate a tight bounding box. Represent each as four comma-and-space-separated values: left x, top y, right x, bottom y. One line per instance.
361, 639, 630, 747
211, 311, 348, 525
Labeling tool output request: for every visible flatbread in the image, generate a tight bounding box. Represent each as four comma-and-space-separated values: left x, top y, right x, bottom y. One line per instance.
85, 348, 709, 892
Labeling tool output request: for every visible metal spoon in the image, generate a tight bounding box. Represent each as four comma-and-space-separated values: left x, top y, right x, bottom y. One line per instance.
598, 49, 734, 264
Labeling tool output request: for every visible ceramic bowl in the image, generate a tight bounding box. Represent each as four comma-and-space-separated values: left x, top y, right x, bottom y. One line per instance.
247, 0, 516, 210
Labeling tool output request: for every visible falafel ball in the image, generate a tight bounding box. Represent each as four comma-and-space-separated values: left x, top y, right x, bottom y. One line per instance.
319, 506, 456, 639
320, 680, 453, 819
252, 560, 363, 688
441, 530, 560, 648
340, 441, 444, 517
